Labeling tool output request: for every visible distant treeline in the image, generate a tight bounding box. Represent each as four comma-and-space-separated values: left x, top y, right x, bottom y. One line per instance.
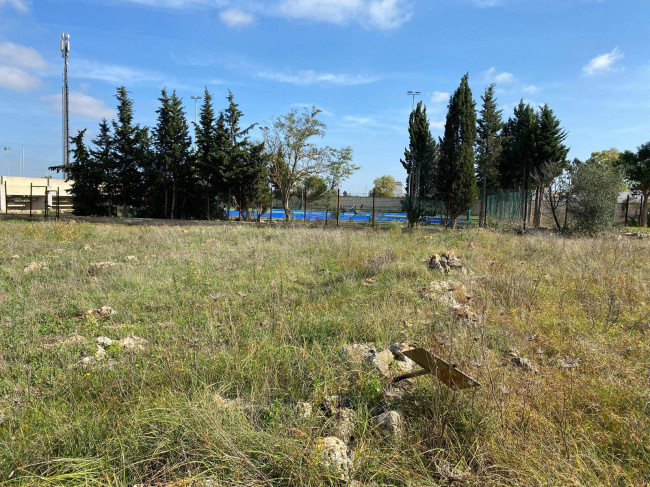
51, 87, 357, 221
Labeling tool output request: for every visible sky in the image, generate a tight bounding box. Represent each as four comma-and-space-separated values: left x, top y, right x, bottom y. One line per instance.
1, 0, 649, 194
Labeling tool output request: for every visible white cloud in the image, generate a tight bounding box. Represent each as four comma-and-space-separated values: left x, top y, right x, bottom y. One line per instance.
257, 69, 379, 85
71, 59, 165, 84
522, 84, 538, 94
0, 0, 29, 13
484, 66, 515, 84
583, 47, 623, 75
43, 91, 116, 119
219, 7, 255, 27
0, 41, 47, 70
0, 65, 41, 91
430, 91, 450, 103
277, 0, 410, 30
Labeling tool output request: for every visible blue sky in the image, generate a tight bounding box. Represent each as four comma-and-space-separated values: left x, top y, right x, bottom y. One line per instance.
1, 0, 649, 193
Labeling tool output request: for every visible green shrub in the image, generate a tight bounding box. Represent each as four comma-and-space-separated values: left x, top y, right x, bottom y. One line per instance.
570, 163, 622, 231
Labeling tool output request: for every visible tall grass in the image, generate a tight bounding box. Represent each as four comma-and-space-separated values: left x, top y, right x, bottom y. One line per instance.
0, 220, 648, 485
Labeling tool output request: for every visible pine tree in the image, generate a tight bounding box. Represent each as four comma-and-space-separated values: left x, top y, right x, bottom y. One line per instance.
195, 88, 218, 219
91, 119, 114, 216
437, 74, 478, 229
152, 89, 193, 219
111, 86, 147, 215
532, 105, 569, 227
476, 84, 503, 226
49, 130, 105, 215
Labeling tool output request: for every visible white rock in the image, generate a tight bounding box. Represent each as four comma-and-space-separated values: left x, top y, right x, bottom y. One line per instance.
367, 349, 394, 378
96, 336, 113, 347
374, 410, 403, 438
313, 436, 352, 478
296, 402, 312, 419
119, 335, 147, 352
94, 345, 107, 360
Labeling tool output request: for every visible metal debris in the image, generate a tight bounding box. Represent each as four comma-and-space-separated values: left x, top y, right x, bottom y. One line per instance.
392, 347, 481, 390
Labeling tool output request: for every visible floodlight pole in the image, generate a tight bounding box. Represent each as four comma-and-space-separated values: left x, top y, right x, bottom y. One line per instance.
60, 33, 70, 179
407, 90, 421, 112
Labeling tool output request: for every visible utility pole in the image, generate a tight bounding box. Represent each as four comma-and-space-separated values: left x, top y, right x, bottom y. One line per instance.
60, 33, 70, 179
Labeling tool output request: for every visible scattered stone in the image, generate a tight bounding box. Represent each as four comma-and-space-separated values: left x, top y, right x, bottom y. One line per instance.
94, 345, 107, 361
624, 231, 649, 239
341, 343, 376, 363
119, 335, 147, 352
329, 407, 356, 444
11, 255, 20, 259
96, 336, 113, 347
23, 262, 47, 273
88, 261, 117, 274
362, 277, 378, 286
125, 255, 137, 261
557, 358, 581, 369
313, 436, 352, 478
374, 410, 403, 438
451, 304, 479, 322
86, 306, 114, 318
237, 291, 248, 298
79, 356, 94, 367
83, 244, 92, 251
381, 380, 413, 402
296, 402, 313, 419
321, 395, 353, 416
505, 350, 536, 372
428, 251, 464, 273
389, 343, 417, 372
367, 349, 394, 378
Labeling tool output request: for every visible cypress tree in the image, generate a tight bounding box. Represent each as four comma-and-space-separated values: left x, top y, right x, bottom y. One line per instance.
400, 101, 438, 226
476, 84, 504, 226
438, 74, 478, 229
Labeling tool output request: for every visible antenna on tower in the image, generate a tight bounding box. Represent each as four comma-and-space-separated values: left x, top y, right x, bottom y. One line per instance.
60, 33, 70, 178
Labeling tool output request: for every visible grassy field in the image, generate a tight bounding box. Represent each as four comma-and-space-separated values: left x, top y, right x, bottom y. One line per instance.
0, 220, 648, 486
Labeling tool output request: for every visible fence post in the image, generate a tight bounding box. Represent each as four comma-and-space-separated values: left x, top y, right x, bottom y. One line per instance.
57, 187, 60, 219
227, 187, 231, 221
336, 188, 340, 227
4, 181, 7, 214
372, 189, 375, 228
269, 188, 273, 223
29, 183, 33, 218
238, 186, 242, 220
303, 187, 307, 224
624, 194, 630, 227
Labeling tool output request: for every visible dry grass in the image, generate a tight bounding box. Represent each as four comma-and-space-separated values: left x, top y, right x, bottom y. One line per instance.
0, 220, 648, 486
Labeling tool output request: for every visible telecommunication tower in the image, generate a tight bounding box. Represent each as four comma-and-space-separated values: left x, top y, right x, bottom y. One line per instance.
60, 33, 70, 177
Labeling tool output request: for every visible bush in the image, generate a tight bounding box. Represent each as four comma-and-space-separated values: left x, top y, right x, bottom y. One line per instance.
570, 162, 622, 231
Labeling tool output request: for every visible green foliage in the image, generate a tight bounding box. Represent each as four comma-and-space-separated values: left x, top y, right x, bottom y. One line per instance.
570, 161, 623, 231
438, 74, 478, 227
371, 175, 396, 197
296, 174, 328, 200
263, 106, 356, 220
400, 101, 438, 202
476, 84, 503, 191
617, 142, 650, 227
50, 130, 106, 216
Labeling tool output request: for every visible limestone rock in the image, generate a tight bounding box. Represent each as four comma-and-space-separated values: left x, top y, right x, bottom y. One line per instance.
374, 410, 403, 438
428, 251, 464, 273
329, 407, 356, 444
313, 436, 352, 478
296, 401, 313, 419
96, 336, 113, 347
86, 306, 113, 318
505, 350, 536, 372
119, 335, 147, 352
367, 349, 394, 378
94, 345, 107, 360
23, 262, 47, 273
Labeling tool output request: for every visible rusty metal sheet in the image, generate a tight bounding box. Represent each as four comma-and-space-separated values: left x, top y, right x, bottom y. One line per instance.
401, 348, 481, 390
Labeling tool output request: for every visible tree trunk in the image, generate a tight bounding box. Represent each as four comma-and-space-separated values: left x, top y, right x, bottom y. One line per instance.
282, 191, 291, 221
450, 215, 457, 229
642, 192, 649, 228
547, 187, 562, 231
480, 177, 487, 227
171, 181, 177, 219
